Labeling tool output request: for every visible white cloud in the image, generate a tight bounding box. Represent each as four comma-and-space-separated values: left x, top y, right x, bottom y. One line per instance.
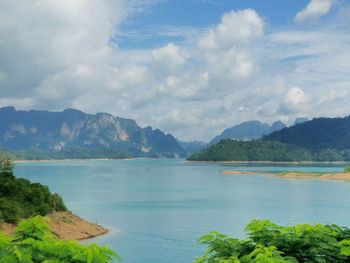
0, 97, 36, 109
152, 43, 186, 72
0, 0, 124, 108
195, 9, 264, 92
294, 0, 335, 23
199, 9, 264, 50
108, 65, 151, 91
1, 1, 350, 141
279, 87, 310, 114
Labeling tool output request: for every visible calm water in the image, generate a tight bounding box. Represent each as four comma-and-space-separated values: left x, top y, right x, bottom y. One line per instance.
15, 159, 350, 263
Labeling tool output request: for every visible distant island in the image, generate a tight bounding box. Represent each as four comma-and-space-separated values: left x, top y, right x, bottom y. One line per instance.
188, 115, 350, 162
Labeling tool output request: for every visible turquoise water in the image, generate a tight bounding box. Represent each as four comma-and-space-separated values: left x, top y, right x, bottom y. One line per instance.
15, 159, 350, 263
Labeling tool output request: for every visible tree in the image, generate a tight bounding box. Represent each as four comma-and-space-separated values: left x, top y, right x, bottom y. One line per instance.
0, 157, 15, 178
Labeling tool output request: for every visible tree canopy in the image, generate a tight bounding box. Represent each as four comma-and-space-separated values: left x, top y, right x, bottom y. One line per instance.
266, 116, 350, 151
188, 139, 350, 162
0, 158, 14, 178
0, 158, 67, 223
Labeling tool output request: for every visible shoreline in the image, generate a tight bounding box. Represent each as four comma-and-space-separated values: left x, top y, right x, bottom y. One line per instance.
14, 157, 135, 163
1, 211, 109, 241
14, 157, 183, 163
15, 159, 350, 165
186, 160, 350, 164
222, 170, 350, 181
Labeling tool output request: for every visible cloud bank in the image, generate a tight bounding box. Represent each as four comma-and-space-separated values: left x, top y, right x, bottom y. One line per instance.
0, 0, 349, 141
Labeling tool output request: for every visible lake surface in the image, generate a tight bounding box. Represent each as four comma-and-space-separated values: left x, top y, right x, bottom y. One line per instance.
15, 159, 350, 263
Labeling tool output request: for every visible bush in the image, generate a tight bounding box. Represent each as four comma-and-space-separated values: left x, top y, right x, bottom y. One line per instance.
344, 166, 350, 173
0, 216, 120, 262
195, 219, 350, 262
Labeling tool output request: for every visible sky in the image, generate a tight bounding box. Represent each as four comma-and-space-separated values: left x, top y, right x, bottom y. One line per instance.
0, 0, 350, 142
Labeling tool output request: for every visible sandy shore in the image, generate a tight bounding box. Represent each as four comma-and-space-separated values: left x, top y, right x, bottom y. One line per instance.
222, 170, 350, 181
0, 211, 108, 241
274, 172, 350, 181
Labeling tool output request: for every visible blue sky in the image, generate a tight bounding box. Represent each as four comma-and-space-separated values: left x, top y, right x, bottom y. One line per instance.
118, 0, 313, 48
0, 0, 349, 141
125, 0, 310, 27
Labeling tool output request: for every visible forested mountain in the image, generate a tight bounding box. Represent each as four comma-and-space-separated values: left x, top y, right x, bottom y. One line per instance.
0, 107, 185, 158
188, 139, 350, 162
188, 140, 314, 162
266, 116, 350, 151
208, 120, 286, 145
189, 116, 350, 162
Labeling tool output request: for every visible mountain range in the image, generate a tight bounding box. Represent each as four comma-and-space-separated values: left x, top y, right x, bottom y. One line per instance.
0, 107, 185, 158
208, 120, 286, 145
0, 106, 314, 160
208, 118, 310, 145
189, 115, 350, 162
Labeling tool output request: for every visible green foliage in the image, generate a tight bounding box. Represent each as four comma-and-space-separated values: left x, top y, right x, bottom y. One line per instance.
188, 139, 350, 162
0, 216, 120, 262
314, 149, 344, 162
266, 116, 350, 152
195, 219, 350, 263
0, 158, 14, 178
344, 166, 350, 173
0, 158, 67, 223
339, 240, 350, 256
188, 140, 315, 162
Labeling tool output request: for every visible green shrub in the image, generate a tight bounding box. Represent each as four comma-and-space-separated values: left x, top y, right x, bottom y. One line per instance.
0, 216, 120, 262
344, 166, 350, 173
195, 219, 350, 262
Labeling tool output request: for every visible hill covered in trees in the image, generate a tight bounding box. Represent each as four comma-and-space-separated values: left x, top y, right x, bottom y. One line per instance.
266, 116, 350, 151
188, 140, 316, 162
189, 116, 350, 162
188, 139, 350, 162
0, 158, 66, 223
